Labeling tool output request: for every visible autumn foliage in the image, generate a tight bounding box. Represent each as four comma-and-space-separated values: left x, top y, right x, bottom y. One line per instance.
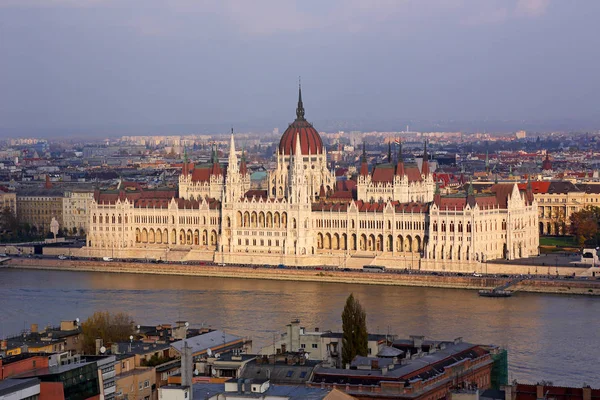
569, 206, 600, 246
81, 311, 134, 354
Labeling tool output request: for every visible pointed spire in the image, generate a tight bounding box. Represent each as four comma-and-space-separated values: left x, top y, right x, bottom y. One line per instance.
387, 142, 392, 163
466, 177, 476, 207
397, 139, 403, 162
229, 131, 236, 156
296, 78, 305, 120
182, 146, 189, 176
44, 174, 52, 189
433, 181, 441, 205
360, 142, 369, 177
526, 175, 535, 204
239, 148, 248, 176
362, 142, 366, 162
395, 139, 405, 177
421, 139, 430, 176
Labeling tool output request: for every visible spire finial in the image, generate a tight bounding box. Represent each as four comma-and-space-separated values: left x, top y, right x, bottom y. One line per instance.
296, 78, 305, 120
362, 142, 366, 162
468, 177, 474, 196
397, 139, 403, 162
388, 141, 392, 162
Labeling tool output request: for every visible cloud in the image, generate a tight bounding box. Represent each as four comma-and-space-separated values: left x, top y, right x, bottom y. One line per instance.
515, 0, 550, 17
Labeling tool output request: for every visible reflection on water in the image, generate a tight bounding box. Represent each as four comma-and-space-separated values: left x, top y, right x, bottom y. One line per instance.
0, 268, 598, 386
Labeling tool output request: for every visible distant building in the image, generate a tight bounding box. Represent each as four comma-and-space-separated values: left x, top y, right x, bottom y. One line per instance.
16, 177, 64, 233
63, 189, 95, 235
515, 130, 527, 139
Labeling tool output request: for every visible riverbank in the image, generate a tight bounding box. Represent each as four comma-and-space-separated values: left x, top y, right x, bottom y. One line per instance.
5, 258, 600, 296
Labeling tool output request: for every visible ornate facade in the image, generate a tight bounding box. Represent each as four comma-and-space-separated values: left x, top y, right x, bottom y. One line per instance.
86, 88, 539, 268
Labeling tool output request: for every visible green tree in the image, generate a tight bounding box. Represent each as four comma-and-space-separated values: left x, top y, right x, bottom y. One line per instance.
81, 311, 134, 354
570, 207, 600, 246
341, 293, 368, 366
0, 207, 18, 235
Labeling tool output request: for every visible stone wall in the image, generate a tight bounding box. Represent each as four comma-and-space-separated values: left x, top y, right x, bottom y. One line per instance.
6, 258, 600, 296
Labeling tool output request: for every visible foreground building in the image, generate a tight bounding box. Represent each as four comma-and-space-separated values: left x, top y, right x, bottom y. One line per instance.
308, 337, 506, 400
86, 88, 539, 268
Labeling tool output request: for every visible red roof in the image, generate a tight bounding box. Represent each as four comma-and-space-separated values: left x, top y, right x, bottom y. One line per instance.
516, 181, 550, 193
405, 166, 423, 182
372, 165, 395, 183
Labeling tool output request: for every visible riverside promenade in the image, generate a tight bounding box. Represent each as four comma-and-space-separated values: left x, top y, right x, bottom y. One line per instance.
5, 258, 600, 296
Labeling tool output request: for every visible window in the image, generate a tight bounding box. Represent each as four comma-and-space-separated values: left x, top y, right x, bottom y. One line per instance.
139, 383, 143, 390
286, 370, 294, 378
312, 343, 318, 349
300, 344, 306, 349
300, 371, 307, 379
144, 380, 149, 388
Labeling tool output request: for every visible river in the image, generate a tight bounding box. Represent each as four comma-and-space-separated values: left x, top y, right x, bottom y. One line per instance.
0, 268, 598, 386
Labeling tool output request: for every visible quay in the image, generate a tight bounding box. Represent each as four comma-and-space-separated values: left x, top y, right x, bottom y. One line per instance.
4, 257, 600, 296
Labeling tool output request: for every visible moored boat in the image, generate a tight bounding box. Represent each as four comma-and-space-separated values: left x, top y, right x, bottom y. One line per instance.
478, 289, 513, 297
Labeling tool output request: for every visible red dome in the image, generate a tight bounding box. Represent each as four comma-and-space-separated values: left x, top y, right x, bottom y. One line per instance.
278, 85, 323, 156
279, 120, 323, 156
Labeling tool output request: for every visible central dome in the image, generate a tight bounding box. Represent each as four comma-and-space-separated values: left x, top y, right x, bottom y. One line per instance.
278, 86, 323, 156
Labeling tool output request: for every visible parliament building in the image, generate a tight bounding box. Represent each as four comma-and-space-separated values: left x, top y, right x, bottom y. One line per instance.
86, 88, 539, 270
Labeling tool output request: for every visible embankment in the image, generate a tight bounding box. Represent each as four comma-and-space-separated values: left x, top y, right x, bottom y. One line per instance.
5, 258, 600, 296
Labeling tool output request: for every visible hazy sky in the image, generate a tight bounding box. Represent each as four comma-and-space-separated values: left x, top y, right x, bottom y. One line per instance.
1, 0, 599, 136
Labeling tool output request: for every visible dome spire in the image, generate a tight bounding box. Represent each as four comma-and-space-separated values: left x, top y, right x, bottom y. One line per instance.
296, 77, 305, 120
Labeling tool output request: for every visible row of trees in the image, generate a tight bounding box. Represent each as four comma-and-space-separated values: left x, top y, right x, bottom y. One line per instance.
0, 206, 84, 242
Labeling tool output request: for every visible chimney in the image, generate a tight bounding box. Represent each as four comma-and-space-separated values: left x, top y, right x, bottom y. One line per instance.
583, 386, 592, 400
454, 337, 463, 345
1, 339, 7, 351
371, 359, 379, 370
410, 335, 424, 349
536, 384, 544, 400
503, 384, 513, 400
95, 339, 103, 355
30, 324, 38, 333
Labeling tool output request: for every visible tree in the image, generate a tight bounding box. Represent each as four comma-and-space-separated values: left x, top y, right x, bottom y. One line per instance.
570, 207, 600, 246
0, 207, 18, 235
341, 293, 368, 366
81, 311, 134, 354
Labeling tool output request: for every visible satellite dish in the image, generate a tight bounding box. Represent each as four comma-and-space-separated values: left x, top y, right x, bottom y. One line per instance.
185, 322, 189, 327
194, 369, 199, 376
129, 335, 133, 341
137, 325, 140, 329
215, 353, 220, 359
75, 317, 80, 323
100, 346, 106, 354
207, 348, 212, 357
211, 368, 217, 376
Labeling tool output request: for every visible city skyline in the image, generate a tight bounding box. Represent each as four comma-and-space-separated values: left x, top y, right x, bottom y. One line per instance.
1, 0, 600, 136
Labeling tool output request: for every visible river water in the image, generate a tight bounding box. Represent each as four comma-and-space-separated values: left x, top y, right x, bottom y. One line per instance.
0, 268, 598, 386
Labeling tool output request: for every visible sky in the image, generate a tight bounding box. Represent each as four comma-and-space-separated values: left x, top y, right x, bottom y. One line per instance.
1, 0, 599, 136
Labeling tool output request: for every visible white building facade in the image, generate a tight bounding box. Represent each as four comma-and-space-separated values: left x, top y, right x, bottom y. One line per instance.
85, 89, 539, 268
